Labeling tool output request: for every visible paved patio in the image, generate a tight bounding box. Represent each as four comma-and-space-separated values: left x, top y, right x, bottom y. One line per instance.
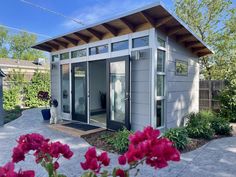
0, 108, 236, 177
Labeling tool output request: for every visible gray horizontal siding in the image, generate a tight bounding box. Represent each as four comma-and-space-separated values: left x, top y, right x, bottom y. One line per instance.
131, 53, 151, 131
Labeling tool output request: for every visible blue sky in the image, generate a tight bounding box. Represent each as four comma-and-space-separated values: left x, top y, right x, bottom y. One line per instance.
1, 0, 235, 43
0, 0, 173, 42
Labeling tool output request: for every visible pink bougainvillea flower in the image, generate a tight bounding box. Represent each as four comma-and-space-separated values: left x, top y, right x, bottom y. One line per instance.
80, 147, 110, 173
98, 152, 110, 166
17, 170, 35, 177
53, 161, 60, 170
118, 155, 126, 165
0, 162, 35, 177
12, 147, 25, 163
123, 126, 180, 169
116, 169, 126, 177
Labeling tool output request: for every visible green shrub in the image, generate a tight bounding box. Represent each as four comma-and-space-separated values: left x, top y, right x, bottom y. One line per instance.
211, 117, 232, 135
106, 128, 132, 153
164, 127, 189, 150
24, 71, 50, 108
186, 111, 215, 139
3, 86, 21, 110
218, 87, 236, 122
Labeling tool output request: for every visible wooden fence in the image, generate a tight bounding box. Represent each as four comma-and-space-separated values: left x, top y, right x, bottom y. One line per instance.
199, 80, 225, 110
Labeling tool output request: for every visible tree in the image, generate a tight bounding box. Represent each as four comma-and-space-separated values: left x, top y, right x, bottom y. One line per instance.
0, 27, 9, 58
9, 32, 45, 61
174, 0, 233, 79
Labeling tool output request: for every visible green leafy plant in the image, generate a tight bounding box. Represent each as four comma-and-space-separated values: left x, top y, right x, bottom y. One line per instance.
24, 71, 50, 108
3, 86, 21, 110
211, 117, 232, 135
186, 111, 215, 139
164, 127, 189, 150
106, 128, 132, 153
218, 85, 236, 122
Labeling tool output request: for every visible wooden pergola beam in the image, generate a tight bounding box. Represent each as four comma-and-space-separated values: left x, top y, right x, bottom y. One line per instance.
62, 36, 79, 46
140, 11, 156, 27
45, 42, 59, 50
87, 28, 103, 40
167, 25, 184, 36
74, 32, 90, 43
176, 34, 193, 43
53, 39, 68, 48
120, 18, 135, 32
156, 16, 172, 28
185, 41, 201, 49
102, 23, 118, 36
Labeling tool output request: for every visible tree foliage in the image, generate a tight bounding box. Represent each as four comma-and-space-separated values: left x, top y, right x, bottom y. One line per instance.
0, 27, 9, 58
174, 0, 235, 80
0, 28, 45, 61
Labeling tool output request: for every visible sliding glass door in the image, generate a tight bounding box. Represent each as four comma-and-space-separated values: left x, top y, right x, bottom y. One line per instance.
72, 62, 87, 123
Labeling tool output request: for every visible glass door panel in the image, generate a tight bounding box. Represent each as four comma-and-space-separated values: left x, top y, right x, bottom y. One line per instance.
72, 62, 87, 123
107, 56, 130, 130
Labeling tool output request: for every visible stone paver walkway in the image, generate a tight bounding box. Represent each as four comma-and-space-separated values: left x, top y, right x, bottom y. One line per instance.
0, 108, 236, 177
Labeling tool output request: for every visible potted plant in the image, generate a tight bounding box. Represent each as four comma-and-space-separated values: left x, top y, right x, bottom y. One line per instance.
38, 91, 51, 120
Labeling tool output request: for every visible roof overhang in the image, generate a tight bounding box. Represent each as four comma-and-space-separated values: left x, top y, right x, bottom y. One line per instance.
32, 1, 213, 57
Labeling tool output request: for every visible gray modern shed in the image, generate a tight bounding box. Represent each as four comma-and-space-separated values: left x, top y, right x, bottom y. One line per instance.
32, 2, 213, 131
0, 69, 6, 126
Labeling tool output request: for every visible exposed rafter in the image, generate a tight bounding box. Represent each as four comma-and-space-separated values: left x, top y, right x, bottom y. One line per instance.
167, 25, 184, 36
53, 39, 68, 48
87, 28, 103, 40
62, 36, 79, 46
198, 52, 211, 57
35, 45, 52, 52
140, 11, 156, 27
102, 23, 119, 36
74, 32, 90, 43
120, 18, 135, 32
156, 16, 172, 28
176, 34, 193, 43
192, 47, 206, 54
185, 41, 201, 49
45, 42, 59, 50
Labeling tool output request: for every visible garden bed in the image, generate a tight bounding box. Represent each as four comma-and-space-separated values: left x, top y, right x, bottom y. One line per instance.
82, 130, 231, 154
82, 130, 118, 153
4, 108, 24, 124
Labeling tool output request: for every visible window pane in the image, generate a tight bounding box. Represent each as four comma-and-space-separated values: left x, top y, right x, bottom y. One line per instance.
89, 45, 108, 55
158, 38, 166, 48
132, 36, 149, 48
176, 60, 188, 76
60, 52, 69, 60
156, 100, 164, 127
157, 75, 164, 96
97, 45, 108, 54
112, 40, 129, 52
52, 55, 59, 62
157, 50, 165, 72
71, 49, 86, 58
61, 64, 70, 113
89, 47, 96, 55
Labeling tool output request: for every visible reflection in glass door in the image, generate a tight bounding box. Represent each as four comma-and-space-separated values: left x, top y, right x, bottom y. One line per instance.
72, 62, 87, 123
107, 56, 130, 130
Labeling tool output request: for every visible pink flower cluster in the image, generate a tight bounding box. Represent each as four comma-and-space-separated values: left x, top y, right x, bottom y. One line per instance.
118, 126, 180, 169
80, 147, 110, 173
0, 162, 34, 177
12, 133, 73, 170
